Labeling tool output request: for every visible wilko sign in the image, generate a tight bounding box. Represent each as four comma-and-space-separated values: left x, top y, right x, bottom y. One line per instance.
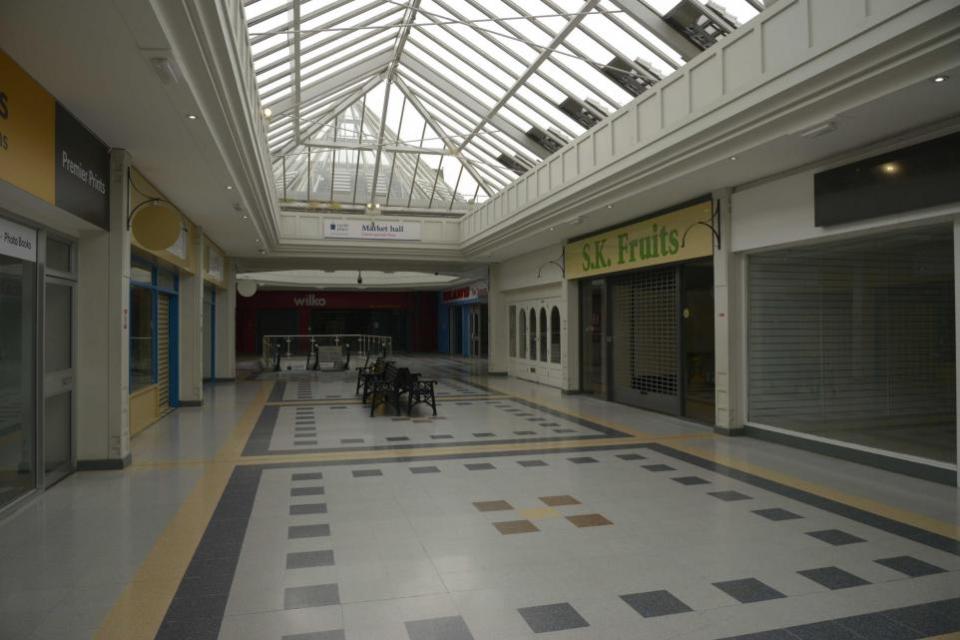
324, 218, 421, 241
293, 293, 327, 307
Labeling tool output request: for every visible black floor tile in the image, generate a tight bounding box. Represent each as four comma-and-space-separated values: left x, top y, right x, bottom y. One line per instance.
465, 463, 495, 470
386, 436, 410, 442
783, 621, 856, 640
620, 590, 693, 618
518, 460, 548, 467
517, 602, 589, 633
875, 555, 947, 577
835, 613, 924, 640
713, 578, 786, 603
806, 529, 865, 546
290, 503, 327, 515
410, 466, 441, 474
708, 490, 752, 502
752, 508, 802, 521
617, 453, 646, 460
288, 524, 330, 539
352, 469, 382, 477
430, 434, 454, 439
292, 472, 324, 481
797, 566, 869, 590
884, 598, 960, 636
643, 464, 675, 472
569, 456, 598, 464
341, 438, 364, 444
404, 615, 475, 640
672, 476, 710, 486
283, 584, 340, 609
286, 550, 335, 569
473, 433, 495, 438
291, 486, 325, 497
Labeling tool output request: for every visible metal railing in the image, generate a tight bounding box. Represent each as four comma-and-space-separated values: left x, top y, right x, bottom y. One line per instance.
261, 334, 393, 371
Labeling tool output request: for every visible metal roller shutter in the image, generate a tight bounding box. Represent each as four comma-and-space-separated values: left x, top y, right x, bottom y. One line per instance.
157, 293, 170, 415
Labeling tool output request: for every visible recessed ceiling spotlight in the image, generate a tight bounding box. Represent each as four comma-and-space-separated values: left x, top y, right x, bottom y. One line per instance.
881, 162, 901, 175
729, 156, 737, 161
549, 226, 556, 232
186, 114, 198, 120
255, 238, 261, 243
606, 205, 613, 209
226, 185, 233, 190
933, 75, 949, 83
242, 215, 249, 220
263, 107, 273, 117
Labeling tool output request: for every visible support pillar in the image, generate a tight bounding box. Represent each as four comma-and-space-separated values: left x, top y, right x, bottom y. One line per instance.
76, 149, 131, 468
713, 188, 745, 434
487, 264, 508, 374
215, 258, 237, 380
954, 217, 959, 486
178, 229, 205, 405
561, 277, 580, 392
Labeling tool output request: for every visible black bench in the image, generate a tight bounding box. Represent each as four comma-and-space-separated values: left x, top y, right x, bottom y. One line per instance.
368, 362, 437, 417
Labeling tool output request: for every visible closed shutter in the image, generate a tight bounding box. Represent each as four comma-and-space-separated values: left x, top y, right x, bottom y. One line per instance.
611, 267, 680, 414
157, 293, 170, 414
747, 229, 955, 462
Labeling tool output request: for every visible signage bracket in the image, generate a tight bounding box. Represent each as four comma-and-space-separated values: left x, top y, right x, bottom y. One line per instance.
126, 170, 177, 230
680, 199, 721, 250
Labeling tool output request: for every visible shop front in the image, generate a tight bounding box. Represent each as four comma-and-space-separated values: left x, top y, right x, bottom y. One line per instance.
732, 132, 959, 480
0, 49, 108, 508
568, 200, 716, 422
438, 282, 488, 357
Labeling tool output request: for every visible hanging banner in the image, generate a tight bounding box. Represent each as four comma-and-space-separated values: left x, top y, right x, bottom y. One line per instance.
324, 218, 421, 241
0, 215, 37, 262
565, 201, 714, 280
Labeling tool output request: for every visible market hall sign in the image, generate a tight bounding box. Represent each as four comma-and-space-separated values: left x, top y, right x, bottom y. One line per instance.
565, 201, 714, 280
0, 49, 109, 230
324, 218, 421, 240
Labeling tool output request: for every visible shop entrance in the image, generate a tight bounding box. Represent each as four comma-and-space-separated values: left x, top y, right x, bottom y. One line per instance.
468, 304, 487, 357
581, 259, 715, 421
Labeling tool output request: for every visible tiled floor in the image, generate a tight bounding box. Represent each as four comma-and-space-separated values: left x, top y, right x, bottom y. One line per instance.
0, 356, 958, 640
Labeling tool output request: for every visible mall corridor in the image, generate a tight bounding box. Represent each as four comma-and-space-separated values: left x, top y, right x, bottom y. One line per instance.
0, 357, 956, 639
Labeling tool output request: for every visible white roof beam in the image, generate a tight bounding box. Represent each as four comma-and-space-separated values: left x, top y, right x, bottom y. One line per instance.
608, 0, 701, 61
269, 49, 393, 115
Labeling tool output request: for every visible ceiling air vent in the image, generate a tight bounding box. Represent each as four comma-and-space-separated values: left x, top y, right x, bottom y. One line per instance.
559, 96, 605, 129
526, 126, 567, 154
664, 0, 739, 50
601, 55, 662, 97
497, 153, 533, 176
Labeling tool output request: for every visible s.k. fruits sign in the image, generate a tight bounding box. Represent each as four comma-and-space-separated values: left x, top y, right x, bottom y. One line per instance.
565, 201, 714, 280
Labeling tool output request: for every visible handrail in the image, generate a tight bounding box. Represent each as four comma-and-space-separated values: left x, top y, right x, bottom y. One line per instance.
261, 333, 392, 370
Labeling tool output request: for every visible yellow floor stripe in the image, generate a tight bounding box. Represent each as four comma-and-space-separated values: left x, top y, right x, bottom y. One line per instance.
95, 381, 273, 640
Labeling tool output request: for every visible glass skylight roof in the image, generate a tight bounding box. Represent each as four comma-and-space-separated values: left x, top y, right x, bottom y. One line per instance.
244, 0, 764, 214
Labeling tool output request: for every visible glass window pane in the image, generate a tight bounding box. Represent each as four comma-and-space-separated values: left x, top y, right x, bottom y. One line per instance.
46, 237, 72, 273
157, 269, 176, 292
539, 307, 548, 362
551, 306, 561, 363
519, 309, 526, 359
509, 305, 517, 358
44, 283, 72, 372
130, 287, 154, 391
529, 308, 537, 359
131, 264, 152, 284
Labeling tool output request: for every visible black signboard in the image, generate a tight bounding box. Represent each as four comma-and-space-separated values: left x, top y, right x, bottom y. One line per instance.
815, 132, 960, 227
55, 102, 109, 230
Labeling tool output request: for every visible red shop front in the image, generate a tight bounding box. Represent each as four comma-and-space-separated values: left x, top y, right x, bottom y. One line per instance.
237, 290, 438, 354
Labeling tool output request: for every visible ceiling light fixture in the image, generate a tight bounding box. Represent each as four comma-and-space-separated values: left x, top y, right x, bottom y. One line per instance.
226, 185, 233, 190
729, 156, 737, 161
606, 205, 613, 209
263, 107, 273, 117
933, 75, 949, 83
242, 215, 249, 220
799, 120, 837, 138
186, 114, 198, 120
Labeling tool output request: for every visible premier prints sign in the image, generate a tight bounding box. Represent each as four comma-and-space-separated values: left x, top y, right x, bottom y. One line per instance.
324, 218, 421, 241
565, 201, 714, 280
0, 216, 37, 262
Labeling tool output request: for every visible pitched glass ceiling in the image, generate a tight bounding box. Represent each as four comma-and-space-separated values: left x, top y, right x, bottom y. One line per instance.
244, 0, 764, 214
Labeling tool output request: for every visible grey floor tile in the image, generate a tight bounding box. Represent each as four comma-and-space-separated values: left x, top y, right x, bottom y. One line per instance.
283, 584, 340, 609
797, 566, 869, 590
517, 602, 589, 633
518, 460, 548, 467
620, 590, 693, 618
290, 503, 328, 515
643, 464, 675, 472
887, 599, 960, 636
514, 431, 537, 435
473, 433, 495, 438
672, 476, 710, 485
708, 490, 752, 501
806, 529, 865, 546
352, 469, 383, 477
294, 440, 319, 446
291, 486, 326, 497
617, 453, 646, 460
404, 615, 475, 640
465, 463, 495, 470
784, 622, 855, 640
292, 472, 324, 481
553, 429, 577, 433
281, 631, 345, 640
286, 550, 335, 569
752, 508, 802, 521
289, 524, 331, 539
341, 438, 364, 444
410, 466, 441, 474
875, 555, 947, 577
386, 436, 410, 442
835, 613, 924, 640
713, 578, 786, 603
568, 457, 598, 464
430, 434, 454, 439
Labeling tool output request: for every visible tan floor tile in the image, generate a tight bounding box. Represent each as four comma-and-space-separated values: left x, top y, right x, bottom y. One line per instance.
473, 500, 513, 512
539, 495, 581, 506
566, 513, 613, 528
493, 520, 539, 534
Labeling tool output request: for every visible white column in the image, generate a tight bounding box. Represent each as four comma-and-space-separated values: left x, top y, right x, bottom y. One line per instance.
215, 258, 237, 380
178, 230, 204, 405
561, 278, 580, 392
76, 149, 130, 467
713, 188, 745, 434
487, 264, 508, 374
